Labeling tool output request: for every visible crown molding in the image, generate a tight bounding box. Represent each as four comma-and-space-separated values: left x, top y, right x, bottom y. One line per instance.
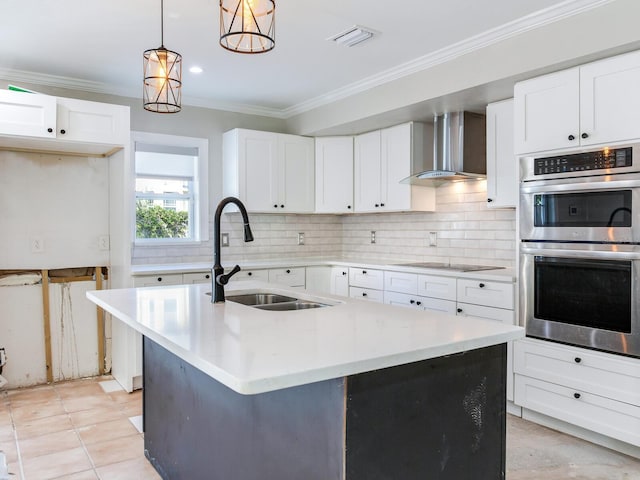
0, 0, 612, 120
282, 0, 613, 118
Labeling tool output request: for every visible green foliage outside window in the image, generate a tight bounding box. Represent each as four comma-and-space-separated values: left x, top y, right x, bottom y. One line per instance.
136, 201, 189, 239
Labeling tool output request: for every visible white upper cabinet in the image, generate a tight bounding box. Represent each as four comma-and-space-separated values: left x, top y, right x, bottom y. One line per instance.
354, 122, 435, 213
486, 99, 517, 208
514, 49, 640, 154
56, 97, 128, 145
223, 129, 315, 213
0, 90, 57, 139
315, 136, 354, 213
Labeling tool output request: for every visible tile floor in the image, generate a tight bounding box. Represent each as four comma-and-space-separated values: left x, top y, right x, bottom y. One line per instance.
0, 376, 639, 479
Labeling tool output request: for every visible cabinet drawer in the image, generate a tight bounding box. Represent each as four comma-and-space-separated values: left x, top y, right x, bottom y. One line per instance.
230, 269, 269, 283
182, 272, 212, 284
421, 297, 456, 314
514, 375, 640, 447
133, 273, 183, 287
457, 279, 513, 309
384, 271, 417, 294
416, 274, 456, 301
349, 268, 383, 290
268, 267, 305, 287
514, 339, 640, 406
349, 286, 383, 303
456, 303, 515, 325
384, 291, 420, 309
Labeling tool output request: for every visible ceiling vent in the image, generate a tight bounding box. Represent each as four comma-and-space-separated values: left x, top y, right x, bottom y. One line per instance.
328, 25, 375, 47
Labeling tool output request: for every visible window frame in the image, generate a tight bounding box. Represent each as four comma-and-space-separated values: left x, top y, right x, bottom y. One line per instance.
132, 131, 209, 245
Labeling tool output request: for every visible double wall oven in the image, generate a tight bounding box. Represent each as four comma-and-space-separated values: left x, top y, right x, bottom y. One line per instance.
520, 144, 640, 358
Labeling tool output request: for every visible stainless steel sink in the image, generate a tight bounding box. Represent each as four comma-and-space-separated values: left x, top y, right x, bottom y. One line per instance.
226, 293, 297, 306
254, 301, 329, 311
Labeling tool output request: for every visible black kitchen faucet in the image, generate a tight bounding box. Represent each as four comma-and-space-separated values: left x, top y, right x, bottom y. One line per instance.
211, 197, 254, 303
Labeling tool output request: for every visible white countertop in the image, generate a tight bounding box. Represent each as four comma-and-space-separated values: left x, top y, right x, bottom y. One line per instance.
131, 258, 517, 282
88, 281, 524, 395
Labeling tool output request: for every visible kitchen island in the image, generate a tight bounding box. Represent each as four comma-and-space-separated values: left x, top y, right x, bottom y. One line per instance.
87, 281, 524, 480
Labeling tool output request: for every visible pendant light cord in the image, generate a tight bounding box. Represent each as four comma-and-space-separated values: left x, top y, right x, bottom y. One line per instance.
160, 0, 164, 48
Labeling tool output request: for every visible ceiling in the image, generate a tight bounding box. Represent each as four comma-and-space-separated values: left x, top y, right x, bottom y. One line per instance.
0, 0, 613, 120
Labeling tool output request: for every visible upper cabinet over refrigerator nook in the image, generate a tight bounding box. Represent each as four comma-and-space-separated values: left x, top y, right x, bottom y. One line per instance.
514, 49, 640, 155
486, 99, 517, 208
223, 128, 315, 214
0, 90, 129, 155
354, 122, 435, 213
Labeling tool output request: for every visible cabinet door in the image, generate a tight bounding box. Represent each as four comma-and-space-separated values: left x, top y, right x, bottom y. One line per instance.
580, 50, 640, 147
279, 134, 315, 213
182, 272, 212, 284
133, 274, 183, 287
383, 271, 417, 295
381, 123, 412, 211
416, 274, 456, 301
305, 266, 332, 294
354, 130, 382, 212
268, 267, 306, 287
349, 286, 383, 303
237, 130, 279, 212
514, 68, 580, 154
56, 97, 128, 145
457, 279, 514, 310
349, 267, 384, 290
0, 90, 56, 139
229, 269, 269, 282
315, 137, 354, 213
330, 267, 350, 297
486, 99, 517, 208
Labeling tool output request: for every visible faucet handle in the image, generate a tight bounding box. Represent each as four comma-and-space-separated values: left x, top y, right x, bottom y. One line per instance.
217, 264, 241, 285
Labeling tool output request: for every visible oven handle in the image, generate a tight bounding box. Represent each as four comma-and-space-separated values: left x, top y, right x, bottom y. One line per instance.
521, 244, 640, 260
520, 177, 640, 194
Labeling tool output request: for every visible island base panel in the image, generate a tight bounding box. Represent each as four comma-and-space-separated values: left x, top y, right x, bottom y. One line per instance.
346, 343, 506, 479
142, 338, 345, 480
143, 338, 506, 479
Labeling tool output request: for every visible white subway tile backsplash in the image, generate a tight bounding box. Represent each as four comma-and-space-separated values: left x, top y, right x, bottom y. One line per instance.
132, 182, 517, 268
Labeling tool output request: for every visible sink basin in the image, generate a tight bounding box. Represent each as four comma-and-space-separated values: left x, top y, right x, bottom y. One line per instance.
255, 301, 329, 311
226, 293, 297, 306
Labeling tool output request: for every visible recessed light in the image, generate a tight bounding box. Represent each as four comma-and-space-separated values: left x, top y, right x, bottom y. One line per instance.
189, 66, 203, 74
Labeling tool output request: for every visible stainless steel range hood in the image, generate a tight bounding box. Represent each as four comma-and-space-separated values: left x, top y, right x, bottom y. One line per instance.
402, 111, 486, 187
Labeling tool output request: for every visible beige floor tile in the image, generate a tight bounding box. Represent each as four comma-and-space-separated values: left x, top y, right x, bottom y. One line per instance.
84, 434, 144, 467
77, 418, 140, 446
108, 390, 142, 405
14, 413, 73, 440
54, 470, 99, 480
69, 407, 125, 428
22, 446, 92, 480
11, 399, 66, 423
118, 402, 142, 419
18, 429, 82, 459
61, 395, 115, 413
95, 456, 161, 480
56, 383, 105, 400
6, 386, 58, 408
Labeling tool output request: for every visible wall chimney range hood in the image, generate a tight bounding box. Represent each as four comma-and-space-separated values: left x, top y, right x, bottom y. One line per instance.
402, 111, 486, 187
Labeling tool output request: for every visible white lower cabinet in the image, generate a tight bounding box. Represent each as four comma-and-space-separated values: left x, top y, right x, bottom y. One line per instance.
230, 269, 269, 283
133, 274, 184, 287
349, 286, 384, 303
514, 338, 640, 446
349, 268, 384, 290
329, 267, 350, 297
268, 267, 306, 288
183, 272, 212, 284
305, 266, 332, 295
383, 290, 456, 313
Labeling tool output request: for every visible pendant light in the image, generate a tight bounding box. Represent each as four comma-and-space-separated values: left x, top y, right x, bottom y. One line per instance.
220, 0, 275, 54
143, 0, 182, 113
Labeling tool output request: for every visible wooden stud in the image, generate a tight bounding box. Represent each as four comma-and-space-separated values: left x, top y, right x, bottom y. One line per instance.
41, 269, 53, 383
95, 266, 105, 376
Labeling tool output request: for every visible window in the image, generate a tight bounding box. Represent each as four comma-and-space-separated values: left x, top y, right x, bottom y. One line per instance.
133, 132, 208, 243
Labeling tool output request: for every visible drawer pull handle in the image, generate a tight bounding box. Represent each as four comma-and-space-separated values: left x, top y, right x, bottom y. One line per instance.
568, 134, 575, 141
457, 308, 463, 313
157, 277, 162, 282
205, 274, 210, 279
380, 203, 385, 207
573, 392, 581, 399
274, 204, 278, 208
581, 132, 589, 139
574, 357, 582, 364
479, 283, 485, 288
362, 292, 368, 297
286, 269, 291, 274
347, 205, 352, 209
248, 272, 252, 276
60, 129, 66, 135
280, 205, 285, 208
362, 270, 367, 274
416, 301, 422, 306
342, 271, 347, 276
410, 300, 415, 304
47, 127, 53, 133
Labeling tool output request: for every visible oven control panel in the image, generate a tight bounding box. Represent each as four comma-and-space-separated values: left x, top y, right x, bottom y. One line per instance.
534, 147, 632, 176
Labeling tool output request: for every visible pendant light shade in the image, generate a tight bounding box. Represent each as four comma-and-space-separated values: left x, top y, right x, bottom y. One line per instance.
220, 0, 275, 54
143, 0, 182, 113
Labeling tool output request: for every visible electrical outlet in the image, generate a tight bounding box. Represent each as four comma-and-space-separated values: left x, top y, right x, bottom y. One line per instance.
370, 231, 376, 244
98, 235, 110, 251
297, 232, 305, 245
221, 233, 230, 247
428, 232, 437, 247
31, 237, 44, 253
